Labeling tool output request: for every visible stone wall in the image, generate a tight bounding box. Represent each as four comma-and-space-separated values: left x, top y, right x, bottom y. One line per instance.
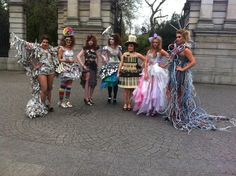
186, 0, 236, 85
6, 0, 25, 71
57, 0, 115, 53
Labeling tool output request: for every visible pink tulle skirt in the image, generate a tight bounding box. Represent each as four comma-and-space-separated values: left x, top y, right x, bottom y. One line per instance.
132, 64, 169, 115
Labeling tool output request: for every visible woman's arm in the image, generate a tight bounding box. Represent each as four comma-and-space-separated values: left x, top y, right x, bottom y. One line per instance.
96, 50, 100, 66
119, 50, 122, 61
76, 49, 87, 69
176, 48, 196, 71
58, 47, 65, 63
117, 54, 124, 77
159, 49, 170, 68
144, 51, 151, 79
137, 52, 148, 79
25, 42, 34, 50
160, 49, 169, 58
101, 49, 108, 64
136, 52, 146, 62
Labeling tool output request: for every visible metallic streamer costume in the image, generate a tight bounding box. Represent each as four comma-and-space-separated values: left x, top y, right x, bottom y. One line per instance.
10, 33, 58, 118
164, 43, 236, 132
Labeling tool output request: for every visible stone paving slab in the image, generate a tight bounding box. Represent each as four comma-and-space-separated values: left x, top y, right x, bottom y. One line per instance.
0, 71, 236, 176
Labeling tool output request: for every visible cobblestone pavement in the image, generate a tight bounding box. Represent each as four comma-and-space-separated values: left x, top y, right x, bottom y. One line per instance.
0, 71, 236, 176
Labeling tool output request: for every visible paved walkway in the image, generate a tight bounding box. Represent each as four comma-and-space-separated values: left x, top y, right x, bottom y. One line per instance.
0, 71, 236, 176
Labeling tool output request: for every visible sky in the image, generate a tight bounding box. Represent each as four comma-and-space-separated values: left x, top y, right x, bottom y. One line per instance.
132, 0, 187, 33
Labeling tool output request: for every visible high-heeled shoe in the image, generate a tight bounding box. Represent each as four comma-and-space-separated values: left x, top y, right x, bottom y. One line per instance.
89, 98, 94, 104
123, 104, 127, 111
127, 104, 132, 111
84, 98, 92, 106
107, 97, 111, 104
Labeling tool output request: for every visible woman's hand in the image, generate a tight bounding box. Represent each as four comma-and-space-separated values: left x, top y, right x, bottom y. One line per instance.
117, 72, 120, 78
176, 66, 185, 72
25, 42, 33, 49
144, 73, 148, 80
32, 63, 42, 69
82, 65, 88, 71
68, 59, 75, 63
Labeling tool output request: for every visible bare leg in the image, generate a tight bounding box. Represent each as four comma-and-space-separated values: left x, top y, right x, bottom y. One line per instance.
83, 72, 92, 106
123, 89, 129, 109
89, 87, 95, 99
46, 74, 54, 106
37, 75, 48, 105
84, 72, 90, 100
127, 89, 133, 110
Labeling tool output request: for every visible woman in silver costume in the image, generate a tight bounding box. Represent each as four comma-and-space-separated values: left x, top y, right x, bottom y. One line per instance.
57, 27, 81, 108
11, 33, 57, 118
165, 29, 234, 132
35, 35, 55, 112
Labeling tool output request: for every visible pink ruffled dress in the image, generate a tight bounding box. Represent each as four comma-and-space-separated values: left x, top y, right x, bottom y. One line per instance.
132, 52, 169, 115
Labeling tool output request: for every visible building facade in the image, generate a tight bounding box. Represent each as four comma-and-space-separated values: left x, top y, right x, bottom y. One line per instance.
57, 0, 119, 49
184, 0, 236, 84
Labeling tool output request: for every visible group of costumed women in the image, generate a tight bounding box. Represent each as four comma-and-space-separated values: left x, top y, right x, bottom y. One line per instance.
11, 27, 235, 132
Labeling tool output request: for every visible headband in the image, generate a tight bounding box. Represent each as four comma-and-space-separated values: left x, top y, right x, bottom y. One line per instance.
148, 33, 161, 43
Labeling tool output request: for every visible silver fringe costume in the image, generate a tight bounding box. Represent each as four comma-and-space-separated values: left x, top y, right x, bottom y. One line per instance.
10, 33, 58, 118
163, 43, 236, 133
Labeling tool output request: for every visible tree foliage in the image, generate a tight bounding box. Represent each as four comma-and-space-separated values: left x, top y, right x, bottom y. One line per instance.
118, 0, 141, 34
144, 0, 168, 35
156, 13, 183, 50
136, 13, 182, 54
24, 0, 57, 45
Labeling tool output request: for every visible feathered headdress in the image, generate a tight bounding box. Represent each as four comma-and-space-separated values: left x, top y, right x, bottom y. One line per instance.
102, 26, 113, 38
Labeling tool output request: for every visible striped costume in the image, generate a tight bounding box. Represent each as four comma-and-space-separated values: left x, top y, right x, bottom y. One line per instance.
118, 52, 142, 89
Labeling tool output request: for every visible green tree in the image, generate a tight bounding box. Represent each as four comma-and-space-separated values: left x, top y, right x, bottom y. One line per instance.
24, 0, 57, 45
156, 13, 183, 50
135, 13, 182, 54
136, 33, 150, 55
144, 0, 168, 35
118, 0, 141, 34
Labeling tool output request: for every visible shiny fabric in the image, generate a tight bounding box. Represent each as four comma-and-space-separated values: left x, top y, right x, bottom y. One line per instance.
10, 33, 58, 118
99, 46, 121, 88
58, 47, 81, 81
164, 44, 235, 132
